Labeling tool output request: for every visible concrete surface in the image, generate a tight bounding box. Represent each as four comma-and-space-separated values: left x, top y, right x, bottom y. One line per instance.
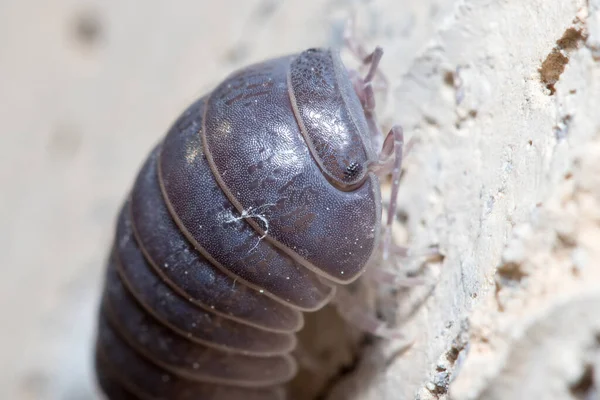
1, 0, 599, 399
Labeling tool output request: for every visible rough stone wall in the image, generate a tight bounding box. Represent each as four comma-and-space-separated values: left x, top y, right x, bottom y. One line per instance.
1, 1, 598, 399
326, 1, 600, 399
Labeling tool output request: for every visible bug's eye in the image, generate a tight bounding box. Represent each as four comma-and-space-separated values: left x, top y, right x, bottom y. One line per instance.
344, 162, 362, 179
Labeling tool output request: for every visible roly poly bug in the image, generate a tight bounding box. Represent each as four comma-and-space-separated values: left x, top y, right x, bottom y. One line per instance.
94, 43, 409, 400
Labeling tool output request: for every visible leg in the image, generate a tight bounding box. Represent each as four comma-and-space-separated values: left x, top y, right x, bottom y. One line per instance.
365, 268, 426, 287
332, 286, 413, 341
367, 126, 405, 261
345, 21, 441, 279
361, 46, 384, 113
369, 125, 442, 261
348, 53, 418, 163
368, 128, 442, 279
347, 46, 383, 115
365, 244, 441, 287
347, 47, 386, 146
343, 14, 369, 61
382, 242, 441, 263
343, 16, 389, 93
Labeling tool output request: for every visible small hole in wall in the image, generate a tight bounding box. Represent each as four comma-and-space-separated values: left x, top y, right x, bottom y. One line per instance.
223, 43, 251, 64
72, 10, 103, 48
443, 70, 455, 86
570, 364, 596, 399
556, 232, 577, 249
396, 209, 408, 224
557, 27, 587, 51
539, 51, 568, 95
497, 262, 528, 283
539, 27, 588, 95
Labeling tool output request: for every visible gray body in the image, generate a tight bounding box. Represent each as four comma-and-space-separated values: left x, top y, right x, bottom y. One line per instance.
95, 48, 382, 400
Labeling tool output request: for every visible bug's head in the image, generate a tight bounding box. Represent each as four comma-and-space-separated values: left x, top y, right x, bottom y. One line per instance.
288, 47, 382, 191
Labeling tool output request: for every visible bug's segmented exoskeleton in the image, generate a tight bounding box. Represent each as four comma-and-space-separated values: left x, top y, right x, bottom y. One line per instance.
95, 45, 406, 400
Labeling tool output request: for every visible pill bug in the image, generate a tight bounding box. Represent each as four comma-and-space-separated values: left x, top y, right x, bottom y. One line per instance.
94, 45, 406, 400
